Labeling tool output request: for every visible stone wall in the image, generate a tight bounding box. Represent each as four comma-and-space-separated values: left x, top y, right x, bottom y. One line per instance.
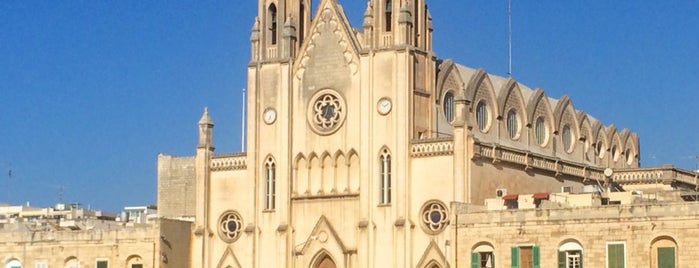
159, 218, 192, 268
0, 225, 157, 267
157, 154, 195, 219
452, 202, 699, 267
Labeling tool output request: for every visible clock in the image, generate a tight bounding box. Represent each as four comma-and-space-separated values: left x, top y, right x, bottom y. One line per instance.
263, 108, 276, 124
377, 98, 392, 115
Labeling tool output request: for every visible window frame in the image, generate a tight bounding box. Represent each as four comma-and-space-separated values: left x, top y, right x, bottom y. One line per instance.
264, 157, 276, 210
506, 108, 520, 140
561, 124, 574, 153
379, 149, 391, 205
95, 259, 109, 268
475, 100, 490, 132
535, 116, 548, 146
606, 241, 626, 268
443, 91, 455, 123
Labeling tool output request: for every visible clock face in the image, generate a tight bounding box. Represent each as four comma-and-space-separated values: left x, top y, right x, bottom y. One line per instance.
263, 108, 276, 124
377, 98, 392, 115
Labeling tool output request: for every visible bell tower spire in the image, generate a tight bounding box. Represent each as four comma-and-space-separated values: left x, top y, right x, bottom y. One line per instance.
252, 0, 311, 62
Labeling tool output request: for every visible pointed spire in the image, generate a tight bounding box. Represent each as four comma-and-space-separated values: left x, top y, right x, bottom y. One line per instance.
283, 16, 296, 38
399, 2, 412, 24
199, 107, 214, 126
363, 1, 374, 28
250, 17, 260, 42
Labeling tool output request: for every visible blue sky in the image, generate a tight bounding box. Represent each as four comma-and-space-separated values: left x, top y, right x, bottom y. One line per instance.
1, 1, 697, 212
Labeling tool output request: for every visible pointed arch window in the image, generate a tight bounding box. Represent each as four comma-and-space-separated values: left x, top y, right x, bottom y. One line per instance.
385, 0, 392, 32
476, 101, 489, 132
299, 2, 306, 45
380, 149, 391, 204
265, 157, 276, 210
507, 109, 520, 139
535, 116, 548, 146
443, 91, 455, 123
562, 124, 573, 152
268, 4, 278, 45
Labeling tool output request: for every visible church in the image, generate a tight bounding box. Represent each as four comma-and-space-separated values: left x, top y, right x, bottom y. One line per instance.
156, 0, 699, 267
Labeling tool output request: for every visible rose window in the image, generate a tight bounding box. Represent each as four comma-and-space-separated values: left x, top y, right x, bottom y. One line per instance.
308, 89, 346, 135
218, 211, 243, 243
420, 201, 449, 234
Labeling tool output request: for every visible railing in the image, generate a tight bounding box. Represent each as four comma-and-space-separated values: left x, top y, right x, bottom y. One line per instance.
211, 153, 247, 171
411, 138, 454, 157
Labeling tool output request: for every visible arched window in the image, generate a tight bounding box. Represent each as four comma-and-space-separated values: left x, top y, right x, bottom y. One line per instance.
611, 145, 619, 162
651, 237, 677, 268
595, 140, 606, 159
562, 124, 573, 152
265, 157, 276, 210
558, 240, 583, 268
472, 243, 495, 268
476, 101, 489, 132
64, 258, 79, 268
268, 4, 278, 45
5, 259, 22, 268
625, 149, 634, 165
443, 91, 455, 123
299, 2, 305, 45
535, 116, 547, 146
380, 149, 391, 204
385, 0, 392, 32
507, 109, 519, 139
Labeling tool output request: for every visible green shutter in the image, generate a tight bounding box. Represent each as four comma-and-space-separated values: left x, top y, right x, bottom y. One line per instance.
558, 251, 566, 268
533, 245, 540, 268
607, 244, 625, 268
472, 252, 480, 268
97, 261, 108, 268
511, 246, 520, 268
658, 247, 675, 268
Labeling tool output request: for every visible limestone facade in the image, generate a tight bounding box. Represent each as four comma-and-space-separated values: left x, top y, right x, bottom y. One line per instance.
155, 0, 699, 267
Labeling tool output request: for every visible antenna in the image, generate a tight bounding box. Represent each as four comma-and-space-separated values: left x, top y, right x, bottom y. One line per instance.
241, 88, 247, 152
507, 0, 513, 76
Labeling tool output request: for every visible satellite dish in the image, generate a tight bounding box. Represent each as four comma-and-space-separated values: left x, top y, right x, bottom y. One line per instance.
604, 168, 613, 177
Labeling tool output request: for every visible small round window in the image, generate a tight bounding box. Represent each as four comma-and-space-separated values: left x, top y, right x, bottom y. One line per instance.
218, 211, 243, 243
535, 116, 548, 146
420, 201, 449, 234
443, 91, 455, 123
506, 109, 520, 139
562, 124, 574, 153
475, 101, 489, 132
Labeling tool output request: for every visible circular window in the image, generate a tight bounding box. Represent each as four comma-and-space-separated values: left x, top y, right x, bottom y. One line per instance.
506, 109, 520, 139
307, 89, 346, 135
475, 101, 489, 132
218, 211, 243, 243
562, 124, 574, 152
443, 91, 455, 123
535, 116, 548, 146
420, 201, 449, 234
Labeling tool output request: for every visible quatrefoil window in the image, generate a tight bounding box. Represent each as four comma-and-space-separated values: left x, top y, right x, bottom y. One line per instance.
308, 89, 346, 135
218, 211, 243, 243
420, 201, 449, 234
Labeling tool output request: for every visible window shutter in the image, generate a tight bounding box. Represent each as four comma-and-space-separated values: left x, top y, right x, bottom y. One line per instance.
558, 251, 566, 268
511, 247, 520, 268
472, 252, 480, 268
658, 247, 675, 268
580, 251, 583, 268
532, 245, 540, 268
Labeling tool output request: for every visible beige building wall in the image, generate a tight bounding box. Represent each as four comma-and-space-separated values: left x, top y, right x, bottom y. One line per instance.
453, 202, 699, 267
0, 226, 157, 268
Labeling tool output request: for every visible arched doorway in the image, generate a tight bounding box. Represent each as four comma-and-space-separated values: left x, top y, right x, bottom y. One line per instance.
315, 256, 336, 268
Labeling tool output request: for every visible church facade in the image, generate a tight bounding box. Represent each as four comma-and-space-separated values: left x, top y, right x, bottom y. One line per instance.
156, 1, 699, 267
